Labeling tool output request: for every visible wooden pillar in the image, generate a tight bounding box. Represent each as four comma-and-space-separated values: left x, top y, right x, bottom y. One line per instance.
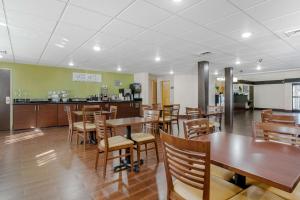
225, 67, 233, 132
198, 61, 209, 113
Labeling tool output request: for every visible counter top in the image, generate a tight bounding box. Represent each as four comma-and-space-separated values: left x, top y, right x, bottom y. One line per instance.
13, 99, 141, 105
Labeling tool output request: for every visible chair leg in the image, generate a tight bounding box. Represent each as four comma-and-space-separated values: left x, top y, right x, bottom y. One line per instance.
177, 120, 179, 135
130, 146, 134, 173
154, 141, 159, 163
95, 149, 99, 170
83, 132, 86, 150
76, 133, 79, 145
145, 143, 148, 157
137, 144, 141, 168
119, 149, 122, 164
103, 151, 108, 177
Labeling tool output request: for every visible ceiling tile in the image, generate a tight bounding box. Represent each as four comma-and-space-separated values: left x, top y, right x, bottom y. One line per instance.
61, 5, 111, 31
263, 11, 300, 32
70, 0, 134, 17
228, 0, 268, 10
5, 0, 66, 20
132, 30, 173, 45
179, 0, 239, 25
118, 1, 171, 28
101, 19, 145, 38
144, 0, 202, 13
246, 0, 300, 22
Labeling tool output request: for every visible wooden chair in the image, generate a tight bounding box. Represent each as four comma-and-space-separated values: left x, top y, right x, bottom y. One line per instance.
159, 105, 173, 134
66, 105, 78, 143
74, 105, 100, 149
207, 105, 223, 131
108, 105, 118, 136
152, 103, 161, 110
186, 107, 203, 120
131, 110, 160, 167
253, 121, 300, 146
94, 113, 134, 177
171, 104, 180, 134
261, 109, 273, 123
141, 104, 151, 116
268, 114, 296, 126
160, 130, 242, 200
183, 118, 210, 140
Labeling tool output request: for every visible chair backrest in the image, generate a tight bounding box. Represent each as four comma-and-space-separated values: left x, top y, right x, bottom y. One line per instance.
261, 109, 272, 122
82, 105, 101, 129
66, 106, 73, 128
143, 109, 160, 134
152, 103, 161, 110
162, 105, 173, 121
109, 105, 118, 119
94, 113, 109, 149
183, 118, 210, 139
269, 114, 296, 126
172, 104, 180, 120
141, 104, 151, 116
186, 107, 203, 120
253, 121, 300, 146
207, 105, 223, 112
160, 130, 210, 200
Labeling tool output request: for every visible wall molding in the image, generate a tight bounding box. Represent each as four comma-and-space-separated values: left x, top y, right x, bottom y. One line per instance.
237, 78, 300, 85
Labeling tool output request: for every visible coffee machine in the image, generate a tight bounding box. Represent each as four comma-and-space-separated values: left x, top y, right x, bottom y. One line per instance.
129, 83, 142, 101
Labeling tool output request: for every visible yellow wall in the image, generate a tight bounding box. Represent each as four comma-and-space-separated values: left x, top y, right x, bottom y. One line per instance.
0, 62, 133, 99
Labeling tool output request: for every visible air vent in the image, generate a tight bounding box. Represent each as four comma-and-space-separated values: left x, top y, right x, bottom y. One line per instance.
284, 29, 300, 37
200, 52, 212, 56
0, 50, 7, 54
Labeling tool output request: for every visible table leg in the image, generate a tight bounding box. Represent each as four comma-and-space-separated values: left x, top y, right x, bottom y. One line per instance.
232, 173, 247, 188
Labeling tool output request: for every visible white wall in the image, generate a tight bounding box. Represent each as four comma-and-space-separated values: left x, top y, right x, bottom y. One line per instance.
134, 73, 149, 104
254, 84, 285, 109
174, 74, 198, 114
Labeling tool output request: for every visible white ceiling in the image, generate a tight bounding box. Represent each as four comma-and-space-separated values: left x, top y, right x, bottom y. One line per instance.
1, 0, 300, 76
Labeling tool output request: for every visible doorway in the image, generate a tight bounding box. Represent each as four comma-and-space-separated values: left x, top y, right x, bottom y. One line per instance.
151, 80, 157, 104
0, 69, 11, 130
161, 80, 170, 106
292, 84, 300, 111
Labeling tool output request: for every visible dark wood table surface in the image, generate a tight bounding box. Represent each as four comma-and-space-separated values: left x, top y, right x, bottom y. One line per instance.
195, 132, 300, 193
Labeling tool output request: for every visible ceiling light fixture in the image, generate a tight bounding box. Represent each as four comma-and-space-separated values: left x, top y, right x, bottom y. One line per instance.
155, 56, 161, 62
173, 0, 182, 2
214, 71, 218, 75
0, 22, 7, 27
235, 60, 241, 65
68, 61, 74, 66
93, 45, 101, 52
55, 44, 64, 48
0, 55, 3, 59
117, 66, 122, 72
62, 38, 69, 42
170, 70, 174, 75
256, 65, 261, 70
241, 32, 252, 39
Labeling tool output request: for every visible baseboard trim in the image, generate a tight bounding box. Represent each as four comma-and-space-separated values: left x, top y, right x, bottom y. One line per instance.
253, 108, 297, 113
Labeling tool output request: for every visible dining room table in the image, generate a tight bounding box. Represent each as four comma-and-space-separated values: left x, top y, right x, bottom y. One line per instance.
195, 132, 300, 193
106, 117, 156, 172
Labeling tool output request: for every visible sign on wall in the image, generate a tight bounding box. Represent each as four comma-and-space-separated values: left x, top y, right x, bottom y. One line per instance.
72, 72, 102, 83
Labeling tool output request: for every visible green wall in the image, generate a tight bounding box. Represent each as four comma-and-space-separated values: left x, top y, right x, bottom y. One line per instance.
0, 62, 133, 99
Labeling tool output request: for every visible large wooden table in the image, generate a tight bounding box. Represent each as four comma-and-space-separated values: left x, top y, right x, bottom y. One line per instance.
196, 132, 300, 193
106, 117, 155, 172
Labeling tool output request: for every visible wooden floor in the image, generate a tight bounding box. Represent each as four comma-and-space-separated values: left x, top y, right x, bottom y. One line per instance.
0, 110, 298, 200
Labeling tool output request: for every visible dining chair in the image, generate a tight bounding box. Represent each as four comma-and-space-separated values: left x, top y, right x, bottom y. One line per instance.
152, 103, 161, 110
160, 130, 242, 200
207, 105, 223, 131
268, 114, 296, 126
66, 105, 79, 143
159, 105, 173, 134
94, 113, 134, 177
261, 109, 273, 123
186, 107, 203, 120
171, 104, 180, 134
131, 109, 160, 167
141, 104, 151, 116
74, 105, 100, 149
253, 121, 300, 146
108, 105, 118, 136
183, 118, 210, 139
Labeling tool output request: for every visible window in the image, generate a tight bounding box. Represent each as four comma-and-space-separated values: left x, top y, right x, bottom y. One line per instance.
292, 84, 300, 110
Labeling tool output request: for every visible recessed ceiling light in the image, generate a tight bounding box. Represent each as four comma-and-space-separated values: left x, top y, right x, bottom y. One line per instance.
0, 55, 3, 59
241, 32, 252, 39
0, 22, 7, 27
214, 71, 218, 75
173, 0, 182, 2
256, 65, 261, 70
62, 38, 69, 42
117, 66, 122, 72
55, 44, 64, 48
155, 56, 161, 62
93, 45, 101, 52
170, 70, 174, 75
233, 77, 238, 83
68, 61, 74, 66
235, 60, 241, 65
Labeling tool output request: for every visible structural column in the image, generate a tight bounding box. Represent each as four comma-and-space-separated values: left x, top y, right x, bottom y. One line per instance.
225, 67, 233, 132
198, 61, 209, 113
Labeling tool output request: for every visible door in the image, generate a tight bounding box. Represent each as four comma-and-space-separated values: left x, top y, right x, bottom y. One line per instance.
292, 84, 300, 111
36, 104, 58, 128
161, 80, 170, 106
151, 80, 157, 104
13, 105, 37, 130
0, 69, 11, 130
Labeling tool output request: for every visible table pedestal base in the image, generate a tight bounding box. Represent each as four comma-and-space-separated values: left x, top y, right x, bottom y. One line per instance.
113, 159, 144, 173
231, 173, 247, 189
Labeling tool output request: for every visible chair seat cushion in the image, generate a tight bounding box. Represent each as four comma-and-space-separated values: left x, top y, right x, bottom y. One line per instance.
229, 185, 285, 200
131, 133, 155, 143
258, 182, 300, 200
74, 122, 96, 131
99, 136, 133, 149
173, 176, 242, 200
211, 164, 234, 181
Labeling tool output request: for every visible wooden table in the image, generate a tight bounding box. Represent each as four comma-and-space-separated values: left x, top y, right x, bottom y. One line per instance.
106, 117, 155, 172
196, 132, 300, 192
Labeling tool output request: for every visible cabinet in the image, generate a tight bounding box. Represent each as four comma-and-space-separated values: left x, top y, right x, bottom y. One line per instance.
36, 104, 58, 128
13, 105, 37, 130
58, 104, 77, 126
